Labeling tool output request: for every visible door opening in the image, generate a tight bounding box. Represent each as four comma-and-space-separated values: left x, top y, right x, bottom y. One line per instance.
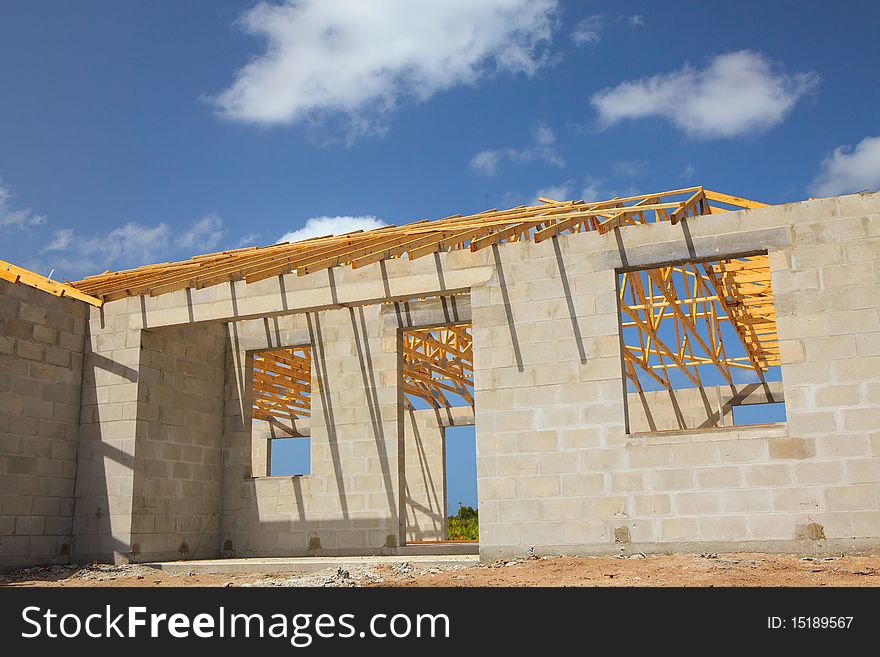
444, 425, 478, 542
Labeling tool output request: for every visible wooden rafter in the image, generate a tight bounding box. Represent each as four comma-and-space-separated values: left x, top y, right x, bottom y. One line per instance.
68, 186, 766, 302
252, 347, 311, 421
251, 326, 477, 418
46, 184, 778, 403
619, 254, 779, 393
402, 325, 474, 411
1, 260, 103, 307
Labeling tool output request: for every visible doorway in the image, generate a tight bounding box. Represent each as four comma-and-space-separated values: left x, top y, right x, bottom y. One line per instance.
444, 425, 477, 542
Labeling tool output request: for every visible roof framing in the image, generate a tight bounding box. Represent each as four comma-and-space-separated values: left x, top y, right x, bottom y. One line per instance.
250, 327, 476, 422
68, 186, 766, 303
252, 347, 312, 422
619, 254, 779, 393
402, 325, 473, 411
3, 186, 779, 408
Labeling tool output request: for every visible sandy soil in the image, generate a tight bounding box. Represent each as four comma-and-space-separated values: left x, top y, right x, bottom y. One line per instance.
382, 553, 880, 587
2, 553, 879, 588
0, 563, 261, 588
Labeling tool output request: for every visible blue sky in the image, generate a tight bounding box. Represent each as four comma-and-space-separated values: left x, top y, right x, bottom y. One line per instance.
2, 0, 880, 281
445, 426, 477, 516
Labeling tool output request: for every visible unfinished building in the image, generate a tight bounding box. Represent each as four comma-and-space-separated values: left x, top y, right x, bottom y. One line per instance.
1, 187, 880, 566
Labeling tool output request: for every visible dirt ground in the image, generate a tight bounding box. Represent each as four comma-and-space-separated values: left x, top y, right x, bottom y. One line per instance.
385, 553, 880, 587
2, 553, 880, 587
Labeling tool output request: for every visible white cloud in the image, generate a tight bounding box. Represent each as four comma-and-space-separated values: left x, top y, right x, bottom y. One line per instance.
532, 176, 611, 204
571, 15, 603, 46
611, 159, 647, 177
581, 175, 607, 201
591, 50, 818, 139
213, 0, 557, 134
570, 13, 643, 47
470, 121, 564, 175
534, 182, 573, 203
0, 179, 46, 230
39, 214, 243, 280
810, 136, 880, 197
47, 222, 173, 278
470, 150, 503, 176
627, 14, 645, 28
236, 233, 262, 248
533, 121, 556, 146
176, 213, 226, 252
681, 162, 696, 179
44, 228, 74, 252
278, 215, 387, 244
0, 178, 252, 279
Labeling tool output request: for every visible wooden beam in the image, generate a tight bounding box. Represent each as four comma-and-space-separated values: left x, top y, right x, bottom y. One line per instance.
1, 260, 103, 307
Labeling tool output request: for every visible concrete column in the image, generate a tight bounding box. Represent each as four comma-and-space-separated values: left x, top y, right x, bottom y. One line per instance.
73, 304, 142, 563
307, 304, 403, 551
127, 323, 227, 562
73, 302, 227, 563
472, 240, 623, 559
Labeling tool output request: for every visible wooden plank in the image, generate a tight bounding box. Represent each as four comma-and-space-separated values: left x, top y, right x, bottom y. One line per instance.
594, 197, 658, 234
1, 260, 103, 306
704, 190, 768, 209
669, 189, 705, 225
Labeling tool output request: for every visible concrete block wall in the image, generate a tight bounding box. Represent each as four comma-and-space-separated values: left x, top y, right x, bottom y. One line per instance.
229, 388, 464, 545
221, 305, 404, 556
128, 323, 227, 562
6, 191, 877, 565
766, 197, 880, 543
0, 279, 86, 567
470, 239, 626, 556
240, 408, 461, 545
74, 304, 145, 562
627, 381, 785, 433
220, 311, 313, 556
402, 408, 447, 542
302, 302, 400, 553
472, 193, 880, 559
219, 296, 470, 556
73, 307, 227, 563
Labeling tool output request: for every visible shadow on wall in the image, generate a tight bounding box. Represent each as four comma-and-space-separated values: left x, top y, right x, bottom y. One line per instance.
349, 306, 398, 526
72, 323, 137, 563
74, 322, 227, 564
628, 381, 785, 433
226, 470, 402, 557
403, 408, 445, 541
491, 244, 524, 372
221, 308, 403, 558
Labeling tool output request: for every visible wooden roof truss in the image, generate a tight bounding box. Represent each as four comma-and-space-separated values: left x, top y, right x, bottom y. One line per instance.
619, 254, 779, 393
402, 325, 474, 411
69, 187, 767, 303
56, 185, 777, 404
250, 328, 476, 419
252, 347, 311, 421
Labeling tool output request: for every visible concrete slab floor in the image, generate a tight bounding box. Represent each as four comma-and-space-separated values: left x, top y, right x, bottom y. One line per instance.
145, 554, 479, 575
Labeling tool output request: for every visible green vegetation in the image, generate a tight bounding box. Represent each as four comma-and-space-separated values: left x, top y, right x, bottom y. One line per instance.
446, 504, 478, 541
